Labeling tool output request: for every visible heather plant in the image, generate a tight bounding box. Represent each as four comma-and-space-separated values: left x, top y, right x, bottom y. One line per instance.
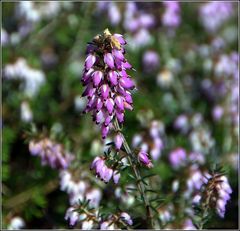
2, 1, 238, 230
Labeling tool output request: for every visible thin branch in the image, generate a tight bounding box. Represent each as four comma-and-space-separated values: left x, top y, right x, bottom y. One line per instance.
113, 118, 154, 229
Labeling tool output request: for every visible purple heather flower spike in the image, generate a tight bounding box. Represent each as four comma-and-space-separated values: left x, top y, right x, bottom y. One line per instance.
138, 151, 153, 168
104, 53, 115, 69
119, 76, 135, 89
105, 98, 114, 114
115, 96, 124, 111
81, 30, 134, 140
108, 70, 118, 86
101, 84, 110, 100
113, 170, 120, 184
85, 54, 96, 69
92, 70, 103, 87
114, 133, 123, 150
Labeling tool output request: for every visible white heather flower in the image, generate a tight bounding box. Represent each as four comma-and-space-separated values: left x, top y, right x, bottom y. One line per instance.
86, 188, 102, 208
20, 101, 33, 122
1, 28, 9, 46
7, 217, 25, 230
82, 220, 94, 230
74, 95, 87, 112
4, 58, 46, 98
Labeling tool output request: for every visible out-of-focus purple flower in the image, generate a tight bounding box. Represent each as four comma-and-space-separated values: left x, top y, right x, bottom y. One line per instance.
108, 3, 121, 25
29, 138, 74, 169
142, 50, 160, 72
138, 151, 153, 168
169, 148, 187, 169
199, 2, 233, 33
174, 114, 189, 134
138, 13, 155, 28
201, 173, 232, 218
182, 219, 196, 230
187, 165, 204, 191
65, 207, 79, 226
120, 212, 133, 225
212, 105, 224, 121
82, 29, 135, 139
162, 2, 181, 28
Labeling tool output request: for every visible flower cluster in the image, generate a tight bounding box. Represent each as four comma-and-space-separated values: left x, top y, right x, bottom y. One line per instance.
199, 2, 233, 32
162, 1, 181, 28
59, 170, 102, 207
3, 58, 45, 98
169, 148, 205, 170
132, 120, 164, 160
65, 206, 133, 230
90, 156, 120, 184
81, 29, 135, 139
198, 172, 232, 218
100, 212, 133, 230
65, 206, 98, 229
29, 138, 74, 169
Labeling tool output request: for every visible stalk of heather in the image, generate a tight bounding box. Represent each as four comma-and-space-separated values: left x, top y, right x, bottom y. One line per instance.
81, 29, 154, 228
81, 28, 135, 139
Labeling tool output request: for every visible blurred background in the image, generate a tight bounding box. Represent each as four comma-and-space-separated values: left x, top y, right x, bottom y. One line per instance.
2, 1, 238, 229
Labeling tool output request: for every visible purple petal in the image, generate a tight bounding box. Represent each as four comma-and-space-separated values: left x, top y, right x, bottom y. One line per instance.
113, 170, 120, 184
85, 54, 96, 69
113, 34, 126, 45
114, 133, 123, 150
104, 53, 115, 69
92, 70, 103, 87
108, 70, 118, 86
119, 76, 135, 89
101, 84, 110, 100
112, 49, 124, 61
101, 125, 109, 139
115, 96, 124, 111
105, 98, 114, 114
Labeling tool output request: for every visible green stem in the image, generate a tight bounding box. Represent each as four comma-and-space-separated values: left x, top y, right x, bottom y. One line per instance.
113, 118, 154, 229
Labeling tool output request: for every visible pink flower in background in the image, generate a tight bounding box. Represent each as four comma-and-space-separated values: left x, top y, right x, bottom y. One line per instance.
162, 1, 181, 28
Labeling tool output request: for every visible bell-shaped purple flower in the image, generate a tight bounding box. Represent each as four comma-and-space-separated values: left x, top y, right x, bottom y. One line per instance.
114, 133, 123, 150
105, 98, 114, 114
108, 70, 118, 86
92, 70, 103, 87
115, 96, 124, 111
85, 54, 96, 70
119, 76, 135, 90
104, 53, 115, 69
138, 151, 153, 168
101, 84, 110, 100
113, 170, 120, 184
